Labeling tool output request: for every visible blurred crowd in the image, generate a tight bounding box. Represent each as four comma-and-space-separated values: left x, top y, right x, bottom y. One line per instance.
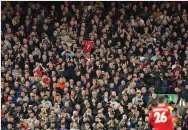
1, 1, 188, 130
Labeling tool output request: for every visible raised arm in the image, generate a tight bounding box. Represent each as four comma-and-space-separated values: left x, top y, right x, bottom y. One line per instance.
61, 51, 66, 57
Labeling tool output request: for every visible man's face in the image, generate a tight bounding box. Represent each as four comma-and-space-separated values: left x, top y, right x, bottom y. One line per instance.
43, 25, 48, 30
7, 124, 13, 129
141, 87, 146, 93
183, 33, 188, 38
10, 90, 15, 95
185, 85, 188, 89
2, 15, 6, 21
14, 81, 19, 87
76, 104, 80, 110
85, 74, 90, 79
61, 30, 66, 35
90, 35, 94, 41
25, 20, 30, 25
148, 49, 152, 54
85, 124, 90, 129
128, 103, 133, 108
121, 80, 125, 86
185, 50, 188, 55
5, 61, 9, 67
130, 56, 136, 63
53, 31, 58, 37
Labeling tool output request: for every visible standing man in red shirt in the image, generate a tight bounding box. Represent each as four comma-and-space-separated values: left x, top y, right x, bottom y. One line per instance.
148, 96, 174, 130
82, 36, 95, 54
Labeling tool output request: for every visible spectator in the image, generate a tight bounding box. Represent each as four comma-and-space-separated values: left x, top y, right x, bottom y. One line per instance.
1, 1, 188, 130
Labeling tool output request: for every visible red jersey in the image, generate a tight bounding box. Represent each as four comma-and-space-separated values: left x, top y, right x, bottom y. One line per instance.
43, 77, 51, 88
82, 40, 94, 54
36, 70, 43, 77
148, 106, 174, 130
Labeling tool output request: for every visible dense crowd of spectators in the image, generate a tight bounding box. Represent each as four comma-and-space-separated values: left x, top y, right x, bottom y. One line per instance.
1, 1, 188, 130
